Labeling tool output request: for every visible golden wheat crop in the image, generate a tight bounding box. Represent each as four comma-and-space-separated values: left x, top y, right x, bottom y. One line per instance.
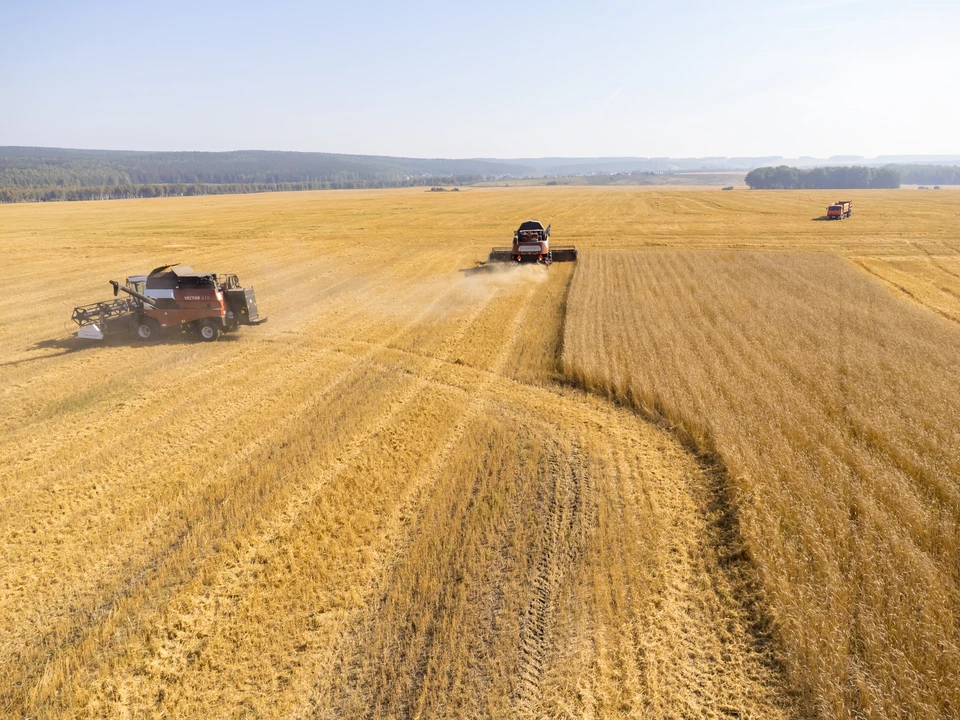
1, 186, 957, 718
564, 249, 960, 719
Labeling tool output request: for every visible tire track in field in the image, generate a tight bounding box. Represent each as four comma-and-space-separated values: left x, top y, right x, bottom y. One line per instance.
910, 240, 960, 281
851, 258, 959, 323
515, 445, 589, 713
335, 269, 799, 719
488, 388, 797, 719
293, 280, 545, 718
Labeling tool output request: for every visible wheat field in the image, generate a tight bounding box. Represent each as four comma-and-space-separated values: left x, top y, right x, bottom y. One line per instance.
563, 249, 960, 719
1, 186, 958, 718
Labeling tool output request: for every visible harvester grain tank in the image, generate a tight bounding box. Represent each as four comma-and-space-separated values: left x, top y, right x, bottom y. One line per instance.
488, 220, 578, 265
72, 263, 266, 341
827, 200, 852, 219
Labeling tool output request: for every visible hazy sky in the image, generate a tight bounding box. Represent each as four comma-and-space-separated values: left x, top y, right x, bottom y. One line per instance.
2, 0, 958, 158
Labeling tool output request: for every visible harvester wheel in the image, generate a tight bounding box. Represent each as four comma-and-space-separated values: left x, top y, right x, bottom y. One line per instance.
198, 320, 221, 342
137, 318, 161, 341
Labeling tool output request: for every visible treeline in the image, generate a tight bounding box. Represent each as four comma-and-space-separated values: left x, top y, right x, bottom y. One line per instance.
745, 165, 900, 189
0, 175, 484, 204
896, 165, 960, 185
0, 147, 522, 187
0, 147, 525, 204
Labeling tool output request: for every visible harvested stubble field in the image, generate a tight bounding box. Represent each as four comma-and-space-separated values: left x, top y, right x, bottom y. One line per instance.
1, 186, 958, 719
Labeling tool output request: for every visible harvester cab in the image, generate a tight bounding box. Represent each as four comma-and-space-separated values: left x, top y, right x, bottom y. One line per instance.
73, 263, 267, 342
488, 220, 578, 265
126, 275, 147, 295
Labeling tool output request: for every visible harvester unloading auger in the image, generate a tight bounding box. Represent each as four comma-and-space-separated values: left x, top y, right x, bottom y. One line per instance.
71, 263, 266, 342
488, 220, 578, 266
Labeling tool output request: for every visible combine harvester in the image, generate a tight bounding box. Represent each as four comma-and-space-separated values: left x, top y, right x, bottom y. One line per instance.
72, 263, 266, 342
488, 220, 578, 266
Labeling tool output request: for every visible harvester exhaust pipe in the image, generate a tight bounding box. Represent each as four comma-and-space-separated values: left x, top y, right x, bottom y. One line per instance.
110, 280, 158, 307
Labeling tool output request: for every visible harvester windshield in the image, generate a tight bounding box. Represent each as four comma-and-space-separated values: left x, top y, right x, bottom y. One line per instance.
127, 275, 147, 295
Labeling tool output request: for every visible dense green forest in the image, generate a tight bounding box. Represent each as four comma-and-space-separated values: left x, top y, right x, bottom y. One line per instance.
0, 147, 524, 203
745, 165, 901, 189
896, 165, 960, 185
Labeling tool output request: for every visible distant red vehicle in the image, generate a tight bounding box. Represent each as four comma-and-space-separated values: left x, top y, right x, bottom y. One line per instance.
827, 200, 852, 220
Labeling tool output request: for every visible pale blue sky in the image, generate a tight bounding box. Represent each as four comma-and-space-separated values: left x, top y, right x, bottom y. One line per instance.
2, 0, 957, 157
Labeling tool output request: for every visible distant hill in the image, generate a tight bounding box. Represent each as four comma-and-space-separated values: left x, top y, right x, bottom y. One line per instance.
487, 157, 787, 174
489, 155, 960, 174
0, 147, 538, 202
0, 147, 528, 188
2, 147, 958, 203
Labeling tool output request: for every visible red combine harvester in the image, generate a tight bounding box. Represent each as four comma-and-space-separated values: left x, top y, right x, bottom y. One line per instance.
488, 220, 578, 266
72, 263, 266, 342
